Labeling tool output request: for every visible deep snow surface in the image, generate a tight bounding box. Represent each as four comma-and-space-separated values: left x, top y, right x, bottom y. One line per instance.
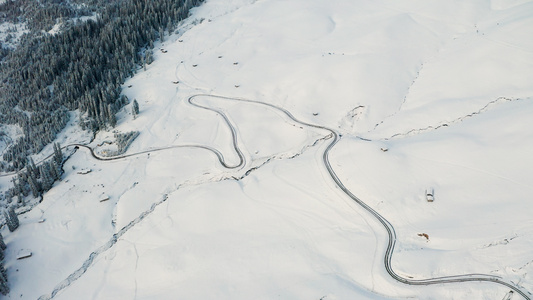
2, 0, 533, 299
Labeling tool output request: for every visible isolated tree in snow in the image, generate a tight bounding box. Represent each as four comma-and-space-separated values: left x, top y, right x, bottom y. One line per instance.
132, 99, 139, 118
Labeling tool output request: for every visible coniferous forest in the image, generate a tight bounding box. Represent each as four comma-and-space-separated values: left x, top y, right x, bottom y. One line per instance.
0, 0, 203, 294
0, 0, 203, 172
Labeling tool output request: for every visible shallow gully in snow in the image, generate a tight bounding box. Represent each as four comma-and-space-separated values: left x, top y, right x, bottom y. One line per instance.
384, 97, 524, 140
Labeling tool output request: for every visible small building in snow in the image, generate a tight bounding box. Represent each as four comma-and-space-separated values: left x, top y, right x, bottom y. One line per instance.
426, 188, 434, 202
77, 169, 92, 175
17, 249, 32, 260
99, 194, 110, 202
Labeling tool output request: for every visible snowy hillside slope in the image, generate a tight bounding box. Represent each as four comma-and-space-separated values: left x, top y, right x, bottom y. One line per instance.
2, 0, 533, 299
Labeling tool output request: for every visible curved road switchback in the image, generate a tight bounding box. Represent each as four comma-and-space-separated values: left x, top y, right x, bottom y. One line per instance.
15, 92, 531, 300
67, 142, 243, 170
187, 94, 531, 299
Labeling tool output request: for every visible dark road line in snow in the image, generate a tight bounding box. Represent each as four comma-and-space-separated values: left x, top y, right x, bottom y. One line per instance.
38, 94, 530, 299
186, 94, 531, 299
68, 143, 243, 169
37, 96, 249, 299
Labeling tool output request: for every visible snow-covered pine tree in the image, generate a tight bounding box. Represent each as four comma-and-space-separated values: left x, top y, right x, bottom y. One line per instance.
0, 262, 6, 281
51, 160, 62, 181
17, 193, 24, 206
28, 157, 39, 179
28, 175, 41, 198
39, 164, 52, 191
145, 50, 153, 65
0, 263, 8, 295
15, 173, 28, 197
107, 104, 117, 127
0, 233, 6, 250
10, 177, 21, 197
48, 161, 59, 181
53, 142, 63, 164
4, 206, 20, 232
132, 99, 139, 119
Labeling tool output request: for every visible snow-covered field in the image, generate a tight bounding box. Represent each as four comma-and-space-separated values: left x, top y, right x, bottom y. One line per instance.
2, 0, 533, 299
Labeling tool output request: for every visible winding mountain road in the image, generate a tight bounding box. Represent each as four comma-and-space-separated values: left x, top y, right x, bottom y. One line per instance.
185, 94, 531, 299
31, 93, 531, 299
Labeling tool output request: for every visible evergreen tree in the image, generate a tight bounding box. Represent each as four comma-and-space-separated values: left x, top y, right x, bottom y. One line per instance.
132, 99, 139, 118
49, 161, 59, 181
0, 263, 8, 295
28, 157, 38, 179
0, 233, 6, 250
11, 177, 22, 197
0, 262, 6, 282
28, 175, 41, 198
51, 160, 62, 181
107, 104, 117, 127
145, 50, 153, 65
159, 27, 165, 41
0, 0, 205, 172
3, 206, 19, 232
17, 193, 24, 206
53, 142, 63, 165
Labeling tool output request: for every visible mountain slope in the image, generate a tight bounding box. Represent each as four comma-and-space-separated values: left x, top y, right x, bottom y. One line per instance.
2, 0, 533, 299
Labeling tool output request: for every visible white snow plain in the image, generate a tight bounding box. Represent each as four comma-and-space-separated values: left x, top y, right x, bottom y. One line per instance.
2, 0, 533, 299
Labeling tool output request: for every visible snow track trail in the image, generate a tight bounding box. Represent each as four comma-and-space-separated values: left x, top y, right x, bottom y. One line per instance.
37, 94, 530, 299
